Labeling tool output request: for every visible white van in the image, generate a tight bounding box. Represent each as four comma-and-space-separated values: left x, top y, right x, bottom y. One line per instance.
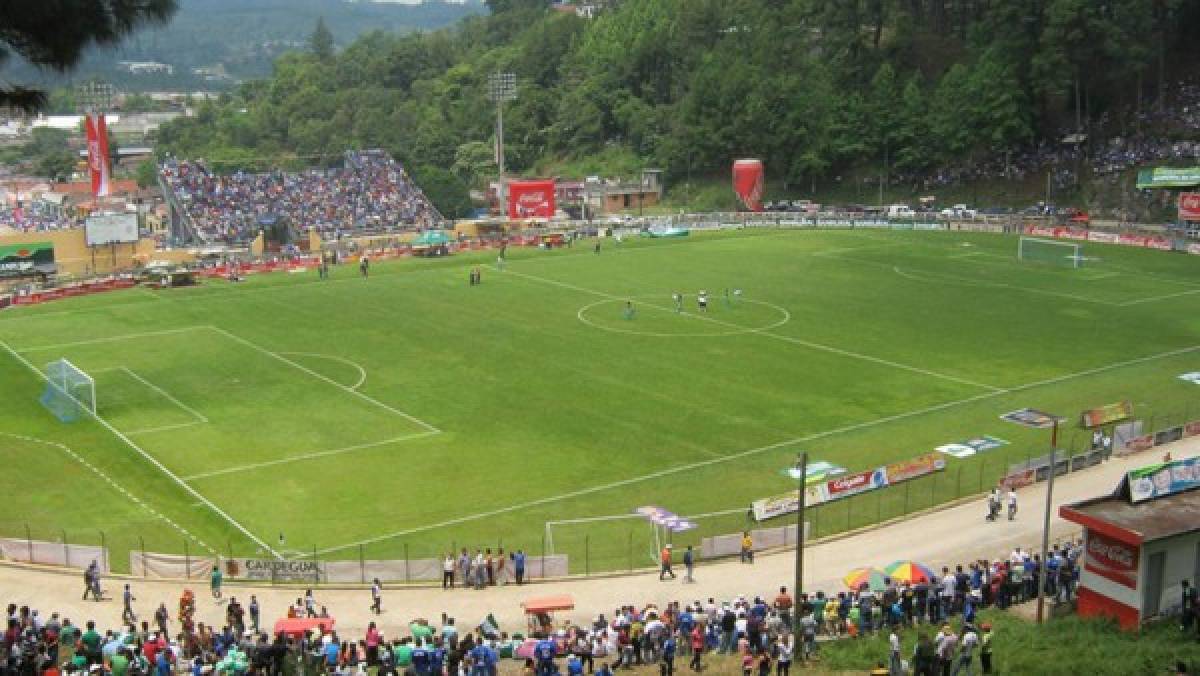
886, 204, 915, 218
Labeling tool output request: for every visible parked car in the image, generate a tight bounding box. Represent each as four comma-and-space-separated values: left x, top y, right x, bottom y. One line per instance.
939, 204, 977, 219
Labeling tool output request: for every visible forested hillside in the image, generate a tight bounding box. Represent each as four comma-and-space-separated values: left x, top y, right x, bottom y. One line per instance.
156, 0, 1200, 215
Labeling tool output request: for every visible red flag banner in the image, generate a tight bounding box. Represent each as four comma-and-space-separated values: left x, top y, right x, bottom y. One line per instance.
732, 159, 764, 212
85, 113, 111, 197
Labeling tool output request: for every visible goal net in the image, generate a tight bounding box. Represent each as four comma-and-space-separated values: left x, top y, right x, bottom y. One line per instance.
1018, 236, 1083, 268
40, 359, 96, 423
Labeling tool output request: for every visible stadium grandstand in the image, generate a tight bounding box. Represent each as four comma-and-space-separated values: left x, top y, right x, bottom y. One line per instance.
158, 150, 443, 244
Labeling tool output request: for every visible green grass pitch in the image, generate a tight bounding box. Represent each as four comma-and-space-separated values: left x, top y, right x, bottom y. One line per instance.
2, 228, 1199, 574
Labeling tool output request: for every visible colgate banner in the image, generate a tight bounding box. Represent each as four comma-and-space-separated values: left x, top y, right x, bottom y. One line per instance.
1084, 531, 1139, 589
1179, 193, 1200, 222
85, 113, 111, 197
732, 159, 764, 212
507, 180, 555, 219
825, 468, 887, 499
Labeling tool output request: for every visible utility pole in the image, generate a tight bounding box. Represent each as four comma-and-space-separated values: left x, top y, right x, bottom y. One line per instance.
487, 72, 517, 218
1036, 420, 1059, 624
793, 451, 808, 645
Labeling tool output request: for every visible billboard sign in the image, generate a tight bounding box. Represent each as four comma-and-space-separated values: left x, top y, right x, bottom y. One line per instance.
1084, 530, 1139, 589
1180, 193, 1200, 221
85, 213, 139, 246
750, 484, 829, 521
825, 468, 888, 500
1136, 167, 1200, 189
633, 505, 696, 532
1127, 456, 1200, 503
0, 242, 54, 278
507, 180, 556, 219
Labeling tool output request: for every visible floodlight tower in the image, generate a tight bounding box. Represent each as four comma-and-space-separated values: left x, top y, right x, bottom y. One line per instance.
487, 72, 517, 217
76, 81, 115, 116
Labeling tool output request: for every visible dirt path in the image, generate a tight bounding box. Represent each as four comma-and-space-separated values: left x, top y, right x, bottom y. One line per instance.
3, 439, 1194, 638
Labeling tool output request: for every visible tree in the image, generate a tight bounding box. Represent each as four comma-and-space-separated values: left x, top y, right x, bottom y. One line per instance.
135, 159, 159, 188
410, 165, 472, 218
309, 17, 335, 61
0, 0, 178, 111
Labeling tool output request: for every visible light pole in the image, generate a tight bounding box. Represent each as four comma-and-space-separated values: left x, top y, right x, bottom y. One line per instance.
793, 451, 808, 647
487, 72, 517, 218
1036, 420, 1059, 624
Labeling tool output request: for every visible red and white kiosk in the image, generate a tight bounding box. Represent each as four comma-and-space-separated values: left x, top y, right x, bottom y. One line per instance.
1060, 456, 1200, 629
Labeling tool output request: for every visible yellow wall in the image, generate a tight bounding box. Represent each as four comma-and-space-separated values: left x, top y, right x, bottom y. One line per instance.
0, 228, 157, 277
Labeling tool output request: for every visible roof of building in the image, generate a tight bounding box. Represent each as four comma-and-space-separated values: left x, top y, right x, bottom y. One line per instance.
51, 180, 139, 196
1060, 484, 1200, 544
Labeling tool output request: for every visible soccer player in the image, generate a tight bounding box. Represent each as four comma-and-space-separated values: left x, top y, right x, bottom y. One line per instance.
673, 292, 683, 313
623, 301, 636, 320
697, 290, 708, 312
370, 578, 382, 614
359, 254, 369, 278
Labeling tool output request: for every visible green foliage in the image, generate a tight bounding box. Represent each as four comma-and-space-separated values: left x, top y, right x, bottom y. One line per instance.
818, 609, 1200, 676
153, 0, 1198, 192
309, 17, 334, 61
135, 159, 159, 188
410, 165, 472, 218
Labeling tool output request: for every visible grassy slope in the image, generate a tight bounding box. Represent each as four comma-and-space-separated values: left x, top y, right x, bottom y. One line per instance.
1, 230, 1198, 572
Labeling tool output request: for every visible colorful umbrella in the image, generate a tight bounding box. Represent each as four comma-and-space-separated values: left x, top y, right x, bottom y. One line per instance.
843, 567, 889, 591
883, 560, 937, 585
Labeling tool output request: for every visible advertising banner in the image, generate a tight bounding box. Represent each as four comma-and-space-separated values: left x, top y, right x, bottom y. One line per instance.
750, 484, 829, 521
1178, 372, 1200, 385
224, 558, 324, 582
1000, 408, 1064, 429
0, 242, 54, 278
1125, 434, 1155, 453
780, 460, 847, 484
633, 505, 696, 532
884, 453, 946, 483
935, 435, 1009, 459
85, 113, 111, 197
1136, 167, 1200, 189
732, 159, 765, 212
1086, 231, 1120, 244
825, 468, 888, 500
1180, 193, 1200, 221
1084, 531, 1139, 589
1127, 456, 1200, 503
1081, 401, 1133, 428
507, 180, 556, 219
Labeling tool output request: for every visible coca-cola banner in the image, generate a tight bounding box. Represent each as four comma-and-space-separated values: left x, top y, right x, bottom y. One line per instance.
1084, 531, 1139, 589
507, 180, 556, 219
1179, 192, 1200, 221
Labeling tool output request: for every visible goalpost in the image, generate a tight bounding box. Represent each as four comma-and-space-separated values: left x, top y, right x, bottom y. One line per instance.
1018, 236, 1083, 268
40, 359, 96, 423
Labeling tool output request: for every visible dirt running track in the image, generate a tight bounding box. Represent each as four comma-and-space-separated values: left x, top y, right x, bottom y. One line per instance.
3, 439, 1196, 637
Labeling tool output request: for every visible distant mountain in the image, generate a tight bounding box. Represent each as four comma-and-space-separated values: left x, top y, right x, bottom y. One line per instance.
0, 0, 485, 94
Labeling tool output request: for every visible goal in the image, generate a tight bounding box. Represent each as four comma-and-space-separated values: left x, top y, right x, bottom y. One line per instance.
1018, 236, 1083, 268
40, 359, 96, 423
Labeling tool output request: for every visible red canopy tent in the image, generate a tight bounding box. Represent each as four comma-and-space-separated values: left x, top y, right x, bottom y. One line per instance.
273, 617, 335, 638
521, 595, 574, 635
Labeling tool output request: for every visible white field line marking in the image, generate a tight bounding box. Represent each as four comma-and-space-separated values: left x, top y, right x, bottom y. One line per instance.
1079, 271, 1121, 281
127, 421, 204, 436
887, 264, 1121, 306
1118, 288, 1200, 306
948, 251, 985, 259
15, 326, 205, 353
0, 433, 215, 554
205, 326, 440, 434
507, 267, 1004, 393
119, 366, 209, 423
318, 340, 1200, 556
1, 339, 282, 559
182, 431, 440, 481
276, 351, 367, 390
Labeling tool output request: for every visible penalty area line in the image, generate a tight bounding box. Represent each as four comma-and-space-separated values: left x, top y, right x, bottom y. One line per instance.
0, 339, 282, 560
181, 431, 439, 481
317, 340, 1200, 556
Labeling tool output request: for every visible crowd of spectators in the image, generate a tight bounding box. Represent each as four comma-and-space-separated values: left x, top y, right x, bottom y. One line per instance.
887, 80, 1200, 208
2, 536, 1092, 676
0, 204, 78, 234
159, 150, 442, 243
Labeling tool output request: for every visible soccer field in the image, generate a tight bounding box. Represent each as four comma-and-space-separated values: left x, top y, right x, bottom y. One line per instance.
2, 228, 1199, 574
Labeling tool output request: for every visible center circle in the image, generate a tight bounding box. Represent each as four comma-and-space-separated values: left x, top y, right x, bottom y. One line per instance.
577, 295, 791, 337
